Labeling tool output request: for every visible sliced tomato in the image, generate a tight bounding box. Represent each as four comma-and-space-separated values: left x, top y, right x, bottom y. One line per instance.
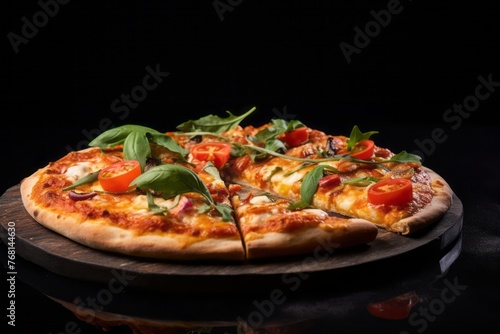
282, 127, 309, 147
98, 160, 141, 193
190, 142, 232, 169
350, 139, 375, 160
318, 174, 341, 188
367, 178, 413, 206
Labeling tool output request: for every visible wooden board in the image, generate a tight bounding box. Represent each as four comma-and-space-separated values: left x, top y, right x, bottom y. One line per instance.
0, 184, 463, 292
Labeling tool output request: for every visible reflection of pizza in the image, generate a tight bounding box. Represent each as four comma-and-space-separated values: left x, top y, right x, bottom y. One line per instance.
20, 107, 453, 261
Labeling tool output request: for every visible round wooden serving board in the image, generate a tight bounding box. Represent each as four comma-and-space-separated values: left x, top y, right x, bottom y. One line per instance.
0, 184, 463, 292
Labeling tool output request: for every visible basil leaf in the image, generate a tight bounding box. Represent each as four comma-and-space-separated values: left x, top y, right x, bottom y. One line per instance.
123, 131, 151, 170
299, 165, 331, 205
89, 124, 161, 149
176, 107, 256, 133
131, 164, 212, 202
213, 203, 233, 222
62, 170, 100, 190
134, 164, 233, 221
148, 133, 189, 159
346, 125, 378, 151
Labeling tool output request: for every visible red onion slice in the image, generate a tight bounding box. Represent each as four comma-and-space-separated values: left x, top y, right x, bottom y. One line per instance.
69, 190, 97, 201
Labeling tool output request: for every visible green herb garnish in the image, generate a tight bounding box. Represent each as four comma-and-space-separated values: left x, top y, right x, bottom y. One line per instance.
130, 164, 232, 221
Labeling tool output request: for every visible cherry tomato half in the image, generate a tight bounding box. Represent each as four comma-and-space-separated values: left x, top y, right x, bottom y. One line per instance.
367, 178, 413, 206
282, 127, 309, 147
98, 160, 141, 193
350, 139, 375, 160
190, 142, 232, 169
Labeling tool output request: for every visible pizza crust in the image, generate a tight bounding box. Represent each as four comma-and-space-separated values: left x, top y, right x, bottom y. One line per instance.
389, 167, 454, 235
20, 169, 245, 261
244, 218, 379, 259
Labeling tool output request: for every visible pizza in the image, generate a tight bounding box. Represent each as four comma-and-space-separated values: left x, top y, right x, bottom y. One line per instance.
19, 107, 453, 261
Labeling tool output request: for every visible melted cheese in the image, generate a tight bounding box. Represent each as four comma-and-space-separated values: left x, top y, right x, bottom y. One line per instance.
65, 162, 92, 181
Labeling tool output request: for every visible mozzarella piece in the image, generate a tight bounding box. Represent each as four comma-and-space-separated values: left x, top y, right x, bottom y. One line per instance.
65, 162, 92, 181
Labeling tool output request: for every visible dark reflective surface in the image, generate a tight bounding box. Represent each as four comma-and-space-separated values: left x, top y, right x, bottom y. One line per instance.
2, 231, 465, 333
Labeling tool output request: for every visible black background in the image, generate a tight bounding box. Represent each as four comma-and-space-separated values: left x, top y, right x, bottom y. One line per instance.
2, 0, 500, 333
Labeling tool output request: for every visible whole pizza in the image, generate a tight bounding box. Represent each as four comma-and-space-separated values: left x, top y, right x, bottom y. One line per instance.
20, 107, 454, 261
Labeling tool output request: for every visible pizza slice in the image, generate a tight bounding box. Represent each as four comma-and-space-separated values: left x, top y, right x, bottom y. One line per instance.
229, 185, 378, 260
21, 146, 246, 261
218, 117, 453, 235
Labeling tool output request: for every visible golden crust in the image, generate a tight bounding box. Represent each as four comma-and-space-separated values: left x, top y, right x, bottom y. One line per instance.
389, 167, 454, 235
230, 194, 379, 260
20, 167, 245, 261
244, 219, 378, 259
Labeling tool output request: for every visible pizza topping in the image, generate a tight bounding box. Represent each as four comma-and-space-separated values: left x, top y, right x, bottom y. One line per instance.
346, 125, 379, 152
62, 170, 100, 191
281, 126, 309, 147
89, 124, 189, 168
98, 160, 142, 193
350, 139, 375, 160
131, 164, 233, 221
65, 162, 92, 181
176, 106, 256, 133
190, 142, 232, 169
325, 137, 339, 156
318, 174, 341, 189
367, 178, 413, 206
168, 196, 193, 216
68, 190, 97, 201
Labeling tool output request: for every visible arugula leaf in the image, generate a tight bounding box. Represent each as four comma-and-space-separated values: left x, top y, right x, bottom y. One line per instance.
386, 151, 422, 164
130, 164, 232, 221
265, 166, 283, 181
251, 119, 306, 144
346, 125, 379, 151
202, 162, 222, 180
146, 190, 168, 215
62, 170, 100, 190
342, 177, 379, 186
175, 107, 256, 133
251, 119, 288, 143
